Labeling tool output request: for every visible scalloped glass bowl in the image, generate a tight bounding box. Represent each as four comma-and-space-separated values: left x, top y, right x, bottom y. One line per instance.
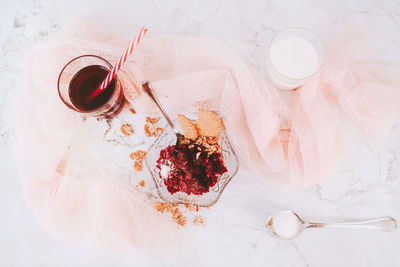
145, 121, 239, 207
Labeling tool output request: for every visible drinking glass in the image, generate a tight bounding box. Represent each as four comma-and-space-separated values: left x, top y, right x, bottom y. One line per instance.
267, 27, 324, 90
57, 55, 124, 117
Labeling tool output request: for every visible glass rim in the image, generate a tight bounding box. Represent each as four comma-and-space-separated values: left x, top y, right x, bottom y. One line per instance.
57, 54, 118, 114
268, 26, 324, 81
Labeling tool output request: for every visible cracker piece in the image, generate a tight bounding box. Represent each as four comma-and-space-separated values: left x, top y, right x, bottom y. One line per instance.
178, 114, 198, 140
196, 109, 223, 138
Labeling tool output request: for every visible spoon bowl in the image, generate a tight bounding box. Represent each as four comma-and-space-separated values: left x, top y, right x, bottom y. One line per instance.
265, 210, 305, 240
265, 210, 397, 240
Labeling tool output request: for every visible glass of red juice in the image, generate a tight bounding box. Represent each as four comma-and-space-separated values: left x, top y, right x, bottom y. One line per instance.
57, 55, 124, 117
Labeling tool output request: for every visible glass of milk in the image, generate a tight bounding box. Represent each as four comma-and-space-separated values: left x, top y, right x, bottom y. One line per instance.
267, 27, 324, 90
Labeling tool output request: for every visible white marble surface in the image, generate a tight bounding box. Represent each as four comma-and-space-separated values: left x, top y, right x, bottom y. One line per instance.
1, 0, 400, 266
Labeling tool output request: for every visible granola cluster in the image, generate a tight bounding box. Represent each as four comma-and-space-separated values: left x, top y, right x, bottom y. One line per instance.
130, 150, 146, 171
180, 136, 222, 156
194, 215, 205, 226
154, 202, 187, 227
120, 123, 134, 136
184, 203, 199, 212
154, 202, 205, 227
146, 117, 160, 124
144, 116, 163, 137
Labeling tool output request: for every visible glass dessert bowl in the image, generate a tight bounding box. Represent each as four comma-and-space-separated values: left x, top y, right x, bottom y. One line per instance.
145, 112, 239, 207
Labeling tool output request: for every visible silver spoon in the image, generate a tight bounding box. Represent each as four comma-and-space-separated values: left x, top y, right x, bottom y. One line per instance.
141, 81, 184, 145
265, 210, 397, 240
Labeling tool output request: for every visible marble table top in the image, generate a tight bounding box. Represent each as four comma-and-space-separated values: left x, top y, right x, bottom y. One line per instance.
1, 0, 400, 266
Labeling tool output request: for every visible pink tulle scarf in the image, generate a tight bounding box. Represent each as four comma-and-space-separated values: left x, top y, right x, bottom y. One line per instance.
14, 24, 400, 252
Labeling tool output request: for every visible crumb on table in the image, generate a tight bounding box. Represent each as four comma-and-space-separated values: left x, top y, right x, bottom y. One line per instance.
144, 123, 163, 137
146, 116, 160, 124
156, 127, 163, 136
154, 202, 166, 213
134, 161, 143, 171
194, 216, 205, 226
121, 123, 134, 136
129, 108, 136, 114
130, 150, 146, 161
164, 203, 178, 213
138, 180, 146, 187
130, 150, 146, 172
184, 204, 199, 212
154, 202, 186, 227
172, 211, 187, 227
144, 122, 155, 137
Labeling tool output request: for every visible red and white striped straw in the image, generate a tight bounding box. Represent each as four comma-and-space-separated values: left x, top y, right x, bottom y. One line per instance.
90, 26, 148, 99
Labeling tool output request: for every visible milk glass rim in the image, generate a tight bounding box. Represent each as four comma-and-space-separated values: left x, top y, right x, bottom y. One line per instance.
268, 26, 324, 81
57, 54, 117, 113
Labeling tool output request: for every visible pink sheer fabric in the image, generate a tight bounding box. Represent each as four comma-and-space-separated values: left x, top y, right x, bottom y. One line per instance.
121, 35, 400, 188
14, 35, 185, 254
14, 24, 400, 251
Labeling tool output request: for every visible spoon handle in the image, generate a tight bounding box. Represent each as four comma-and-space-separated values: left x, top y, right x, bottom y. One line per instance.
141, 81, 180, 136
307, 216, 397, 232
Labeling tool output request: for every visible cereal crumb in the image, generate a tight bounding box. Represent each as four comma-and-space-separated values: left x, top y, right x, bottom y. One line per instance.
144, 122, 155, 137
184, 204, 199, 212
121, 124, 134, 136
146, 116, 160, 124
131, 150, 146, 172
155, 127, 163, 137
154, 202, 186, 226
138, 180, 146, 187
194, 216, 205, 226
173, 211, 187, 227
144, 123, 163, 137
154, 202, 178, 213
154, 202, 166, 213
129, 108, 137, 114
165, 203, 179, 213
134, 161, 143, 171
130, 150, 146, 161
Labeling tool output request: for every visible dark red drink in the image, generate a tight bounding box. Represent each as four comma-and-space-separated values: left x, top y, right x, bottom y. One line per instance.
68, 65, 115, 111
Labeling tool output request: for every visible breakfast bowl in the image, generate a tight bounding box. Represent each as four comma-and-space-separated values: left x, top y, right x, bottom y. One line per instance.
145, 119, 239, 207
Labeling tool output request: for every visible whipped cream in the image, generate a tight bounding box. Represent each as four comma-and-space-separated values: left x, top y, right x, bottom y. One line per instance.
160, 163, 171, 178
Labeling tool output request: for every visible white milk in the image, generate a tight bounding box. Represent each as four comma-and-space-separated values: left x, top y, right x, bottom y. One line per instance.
268, 34, 321, 90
